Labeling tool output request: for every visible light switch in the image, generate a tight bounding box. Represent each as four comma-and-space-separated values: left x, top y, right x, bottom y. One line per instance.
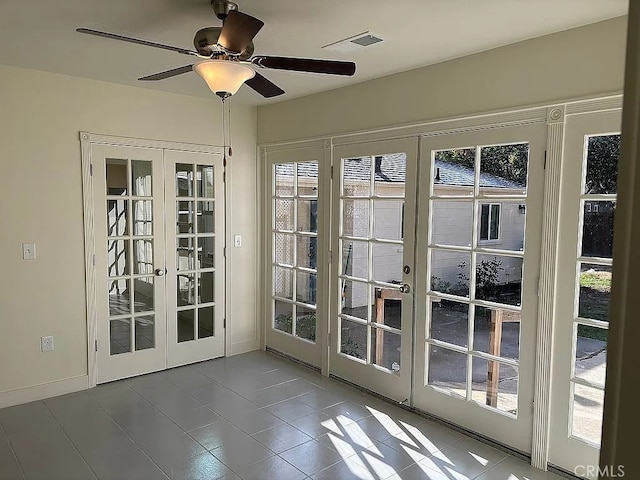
234, 235, 242, 248
22, 242, 36, 260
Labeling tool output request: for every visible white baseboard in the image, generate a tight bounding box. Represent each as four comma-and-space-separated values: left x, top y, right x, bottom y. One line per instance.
0, 376, 89, 409
230, 339, 260, 356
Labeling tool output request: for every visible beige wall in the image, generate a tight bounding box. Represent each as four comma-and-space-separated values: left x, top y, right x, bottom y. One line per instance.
0, 64, 258, 394
257, 16, 627, 144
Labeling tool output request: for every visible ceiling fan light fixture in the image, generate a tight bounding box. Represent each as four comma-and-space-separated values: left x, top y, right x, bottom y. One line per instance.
193, 59, 255, 99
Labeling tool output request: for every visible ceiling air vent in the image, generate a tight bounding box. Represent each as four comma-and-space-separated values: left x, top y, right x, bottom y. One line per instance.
322, 32, 384, 54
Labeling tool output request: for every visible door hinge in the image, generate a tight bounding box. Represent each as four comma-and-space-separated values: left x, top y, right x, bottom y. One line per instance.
93, 254, 96, 266
330, 165, 334, 179
223, 170, 226, 183
95, 340, 98, 352
223, 246, 227, 258
328, 250, 332, 264
89, 163, 93, 176
223, 318, 227, 329
543, 150, 547, 169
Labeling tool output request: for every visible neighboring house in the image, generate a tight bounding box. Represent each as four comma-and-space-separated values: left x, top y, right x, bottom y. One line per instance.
274, 154, 526, 308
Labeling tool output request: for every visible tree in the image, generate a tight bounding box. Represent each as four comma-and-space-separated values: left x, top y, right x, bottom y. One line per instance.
585, 135, 620, 194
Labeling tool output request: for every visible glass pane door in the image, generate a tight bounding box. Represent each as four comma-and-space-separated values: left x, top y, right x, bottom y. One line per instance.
93, 144, 167, 383
549, 110, 621, 478
413, 124, 546, 453
266, 146, 326, 368
330, 138, 418, 401
165, 150, 225, 368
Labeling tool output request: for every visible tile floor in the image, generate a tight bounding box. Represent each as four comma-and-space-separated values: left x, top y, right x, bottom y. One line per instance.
0, 351, 566, 480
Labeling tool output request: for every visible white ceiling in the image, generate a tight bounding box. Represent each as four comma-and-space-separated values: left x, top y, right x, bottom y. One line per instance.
0, 0, 628, 106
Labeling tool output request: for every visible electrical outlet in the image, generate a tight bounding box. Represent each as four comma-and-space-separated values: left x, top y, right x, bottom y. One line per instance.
234, 234, 242, 247
41, 335, 54, 352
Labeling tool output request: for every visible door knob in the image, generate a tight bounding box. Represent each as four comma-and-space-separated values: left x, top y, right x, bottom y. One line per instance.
155, 268, 166, 276
399, 284, 411, 294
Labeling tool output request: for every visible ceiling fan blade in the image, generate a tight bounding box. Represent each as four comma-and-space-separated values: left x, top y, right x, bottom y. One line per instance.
244, 72, 285, 98
138, 65, 194, 81
252, 56, 356, 76
76, 28, 198, 56
217, 10, 264, 55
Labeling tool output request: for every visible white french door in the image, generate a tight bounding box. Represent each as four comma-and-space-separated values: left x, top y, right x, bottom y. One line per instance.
329, 138, 418, 402
92, 143, 225, 383
265, 145, 328, 368
548, 110, 621, 477
413, 124, 546, 453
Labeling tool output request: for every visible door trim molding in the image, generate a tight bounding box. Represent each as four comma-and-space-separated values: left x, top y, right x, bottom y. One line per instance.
80, 132, 224, 387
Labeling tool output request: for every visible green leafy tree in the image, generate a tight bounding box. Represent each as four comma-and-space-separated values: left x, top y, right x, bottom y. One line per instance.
585, 135, 620, 194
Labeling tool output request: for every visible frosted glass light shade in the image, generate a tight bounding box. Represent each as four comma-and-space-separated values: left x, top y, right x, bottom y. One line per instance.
193, 60, 255, 97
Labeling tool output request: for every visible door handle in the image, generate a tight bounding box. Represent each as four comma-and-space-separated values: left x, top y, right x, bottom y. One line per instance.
155, 268, 166, 276
399, 284, 411, 294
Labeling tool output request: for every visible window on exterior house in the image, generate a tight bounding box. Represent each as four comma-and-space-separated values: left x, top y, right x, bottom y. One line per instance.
480, 203, 500, 241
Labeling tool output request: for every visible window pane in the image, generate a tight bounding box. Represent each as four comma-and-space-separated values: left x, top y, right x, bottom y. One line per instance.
581, 201, 615, 258
372, 286, 402, 329
480, 204, 489, 241
373, 200, 404, 241
490, 204, 500, 240
110, 319, 131, 355
297, 199, 318, 233
177, 238, 194, 271
106, 158, 127, 196
342, 240, 368, 280
431, 200, 472, 247
274, 164, 295, 196
198, 306, 214, 339
575, 325, 607, 387
274, 300, 293, 334
372, 243, 403, 284
430, 299, 469, 348
471, 357, 518, 416
198, 272, 214, 304
475, 255, 523, 306
571, 383, 604, 445
197, 201, 214, 234
107, 199, 128, 236
578, 263, 611, 322
177, 201, 194, 234
133, 277, 154, 313
275, 199, 294, 231
473, 307, 520, 361
342, 199, 370, 238
108, 279, 130, 316
177, 274, 194, 306
197, 237, 215, 269
585, 134, 620, 194
340, 319, 367, 361
371, 328, 401, 371
296, 305, 316, 342
135, 315, 154, 350
430, 250, 470, 297
197, 165, 215, 198
433, 147, 476, 196
107, 239, 129, 276
296, 236, 318, 270
131, 160, 152, 197
176, 163, 194, 197
133, 200, 152, 236
374, 153, 406, 197
427, 344, 467, 397
274, 266, 293, 300
479, 143, 528, 194
343, 157, 371, 196
297, 161, 318, 196
296, 271, 317, 305
341, 280, 369, 321
133, 239, 153, 275
177, 310, 195, 342
274, 233, 294, 266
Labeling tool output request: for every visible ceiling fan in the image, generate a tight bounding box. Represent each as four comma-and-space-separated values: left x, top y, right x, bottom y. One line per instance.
76, 0, 356, 99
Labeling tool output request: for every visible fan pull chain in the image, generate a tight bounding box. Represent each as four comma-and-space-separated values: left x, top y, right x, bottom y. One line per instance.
228, 100, 233, 157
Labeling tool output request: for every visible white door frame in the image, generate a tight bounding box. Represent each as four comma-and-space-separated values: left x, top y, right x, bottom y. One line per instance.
80, 132, 224, 387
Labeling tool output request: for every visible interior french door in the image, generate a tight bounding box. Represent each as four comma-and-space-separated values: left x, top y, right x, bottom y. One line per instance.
413, 124, 546, 453
548, 110, 621, 477
93, 144, 225, 383
266, 145, 327, 368
329, 138, 418, 402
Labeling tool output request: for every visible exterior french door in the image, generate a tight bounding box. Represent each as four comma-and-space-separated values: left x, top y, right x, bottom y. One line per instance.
413, 124, 546, 453
329, 138, 418, 402
548, 110, 621, 477
265, 144, 328, 368
92, 144, 225, 383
